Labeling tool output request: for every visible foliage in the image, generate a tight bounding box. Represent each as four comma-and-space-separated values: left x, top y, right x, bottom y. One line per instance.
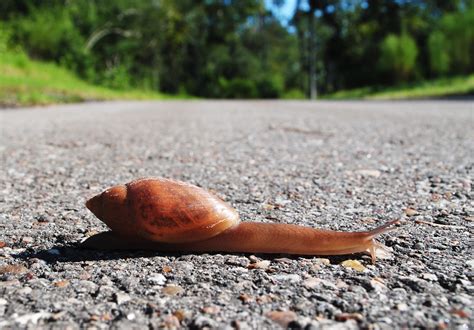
428, 31, 450, 75
0, 0, 473, 99
379, 33, 419, 82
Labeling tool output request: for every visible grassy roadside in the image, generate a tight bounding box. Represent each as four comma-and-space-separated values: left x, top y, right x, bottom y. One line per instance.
325, 74, 474, 100
0, 50, 172, 108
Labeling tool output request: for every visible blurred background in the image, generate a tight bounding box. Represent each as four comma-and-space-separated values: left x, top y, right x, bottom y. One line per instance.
0, 0, 473, 106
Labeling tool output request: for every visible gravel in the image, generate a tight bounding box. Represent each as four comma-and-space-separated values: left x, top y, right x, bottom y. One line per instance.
0, 100, 473, 329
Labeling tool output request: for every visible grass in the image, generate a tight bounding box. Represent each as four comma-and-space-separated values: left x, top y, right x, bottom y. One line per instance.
0, 50, 172, 107
325, 74, 474, 100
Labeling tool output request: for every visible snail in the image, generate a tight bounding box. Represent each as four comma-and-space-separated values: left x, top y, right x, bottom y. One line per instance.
82, 178, 399, 263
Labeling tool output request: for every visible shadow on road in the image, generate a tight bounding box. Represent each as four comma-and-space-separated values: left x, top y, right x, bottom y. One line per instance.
13, 244, 367, 265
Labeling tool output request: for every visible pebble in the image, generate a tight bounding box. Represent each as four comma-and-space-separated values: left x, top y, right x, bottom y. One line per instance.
303, 277, 321, 289
466, 260, 474, 268
397, 303, 409, 312
266, 310, 297, 327
421, 273, 438, 282
404, 208, 418, 216
413, 242, 425, 250
14, 312, 52, 325
335, 313, 363, 321
47, 248, 61, 255
201, 306, 221, 314
248, 260, 270, 270
341, 260, 366, 272
161, 285, 183, 296
18, 287, 32, 295
192, 316, 217, 328
355, 169, 381, 178
272, 274, 301, 283
114, 292, 131, 305
21, 236, 34, 244
148, 274, 167, 285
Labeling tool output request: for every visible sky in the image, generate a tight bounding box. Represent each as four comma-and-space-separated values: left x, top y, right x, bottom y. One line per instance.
264, 0, 298, 26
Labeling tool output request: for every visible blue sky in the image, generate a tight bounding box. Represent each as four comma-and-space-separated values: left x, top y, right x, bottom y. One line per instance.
265, 0, 298, 25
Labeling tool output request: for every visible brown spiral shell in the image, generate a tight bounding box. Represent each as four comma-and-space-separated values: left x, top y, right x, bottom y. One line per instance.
85, 178, 240, 243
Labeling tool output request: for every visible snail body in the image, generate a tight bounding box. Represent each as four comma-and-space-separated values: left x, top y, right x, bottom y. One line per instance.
83, 178, 399, 263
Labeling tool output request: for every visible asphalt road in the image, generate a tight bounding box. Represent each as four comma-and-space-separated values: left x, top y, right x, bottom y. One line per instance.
1, 100, 473, 329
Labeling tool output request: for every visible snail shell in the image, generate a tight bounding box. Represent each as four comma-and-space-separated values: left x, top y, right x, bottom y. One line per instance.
85, 178, 240, 243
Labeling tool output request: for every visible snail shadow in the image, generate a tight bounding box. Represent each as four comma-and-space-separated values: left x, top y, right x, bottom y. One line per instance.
13, 244, 196, 264
14, 230, 374, 264
14, 243, 371, 265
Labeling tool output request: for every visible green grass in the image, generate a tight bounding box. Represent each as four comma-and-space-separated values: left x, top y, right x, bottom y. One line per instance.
325, 74, 474, 100
0, 50, 173, 107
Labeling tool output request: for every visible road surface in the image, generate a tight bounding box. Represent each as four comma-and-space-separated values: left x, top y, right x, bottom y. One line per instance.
1, 100, 473, 328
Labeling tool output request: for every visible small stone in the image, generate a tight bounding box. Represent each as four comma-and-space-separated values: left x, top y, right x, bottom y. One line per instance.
54, 280, 69, 288
192, 316, 217, 328
262, 203, 275, 210
162, 265, 173, 273
256, 295, 273, 304
341, 260, 366, 272
0, 242, 6, 248
370, 277, 387, 292
421, 273, 438, 281
161, 285, 183, 296
404, 208, 418, 217
114, 292, 131, 305
248, 260, 270, 270
18, 287, 32, 295
303, 277, 321, 289
466, 260, 474, 268
248, 255, 259, 263
335, 313, 363, 321
413, 243, 425, 250
397, 303, 409, 311
47, 248, 60, 255
21, 237, 34, 244
356, 169, 381, 178
450, 309, 470, 318
14, 312, 51, 325
266, 310, 297, 327
0, 264, 28, 274
149, 274, 167, 285
173, 310, 186, 321
201, 306, 220, 314
127, 313, 136, 320
225, 256, 249, 267
163, 315, 180, 328
0, 298, 7, 306
238, 293, 253, 303
272, 274, 301, 282
314, 258, 331, 265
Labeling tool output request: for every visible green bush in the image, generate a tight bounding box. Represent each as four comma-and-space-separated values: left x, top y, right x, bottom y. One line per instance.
256, 75, 284, 98
438, 7, 474, 73
379, 33, 418, 82
14, 7, 84, 60
428, 31, 450, 76
220, 78, 258, 98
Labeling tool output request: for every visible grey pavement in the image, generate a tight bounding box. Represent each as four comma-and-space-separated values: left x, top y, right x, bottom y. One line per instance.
0, 100, 473, 329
